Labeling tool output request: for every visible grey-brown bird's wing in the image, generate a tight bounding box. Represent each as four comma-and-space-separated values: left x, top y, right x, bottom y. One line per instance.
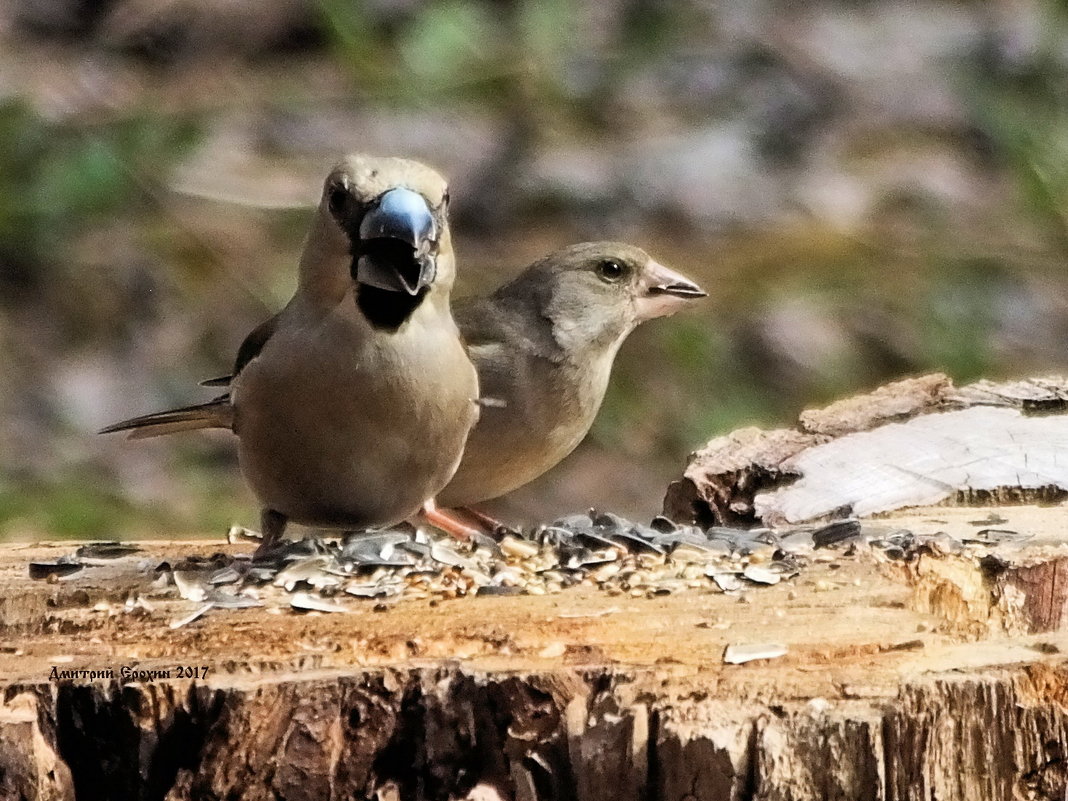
232, 313, 280, 380
199, 313, 280, 389
439, 296, 591, 507
454, 302, 525, 410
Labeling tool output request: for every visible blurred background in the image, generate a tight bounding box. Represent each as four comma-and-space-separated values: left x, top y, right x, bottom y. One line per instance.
2, 0, 1068, 540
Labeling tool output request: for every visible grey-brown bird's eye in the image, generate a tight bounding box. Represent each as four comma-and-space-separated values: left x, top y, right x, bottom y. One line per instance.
597, 259, 625, 283
328, 185, 349, 216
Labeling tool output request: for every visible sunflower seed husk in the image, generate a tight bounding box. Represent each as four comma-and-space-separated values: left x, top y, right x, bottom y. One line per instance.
169, 603, 214, 629
345, 581, 401, 598
962, 528, 1032, 546
340, 532, 412, 562
172, 570, 209, 601
290, 592, 349, 613
649, 515, 678, 533
228, 525, 261, 543
968, 512, 1008, 526
205, 589, 261, 609
274, 558, 343, 591
669, 542, 726, 562
565, 548, 617, 569
574, 530, 621, 551
246, 567, 278, 582
35, 509, 995, 613
399, 540, 432, 559
430, 542, 477, 569
723, 643, 788, 664
742, 565, 781, 585
29, 561, 83, 580
344, 556, 415, 570
207, 566, 241, 585
812, 520, 862, 549
75, 542, 141, 561
606, 528, 665, 555
710, 572, 743, 592
476, 585, 526, 596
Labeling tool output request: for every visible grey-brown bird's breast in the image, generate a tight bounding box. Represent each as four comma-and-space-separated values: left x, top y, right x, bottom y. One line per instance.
437, 343, 613, 507
233, 300, 478, 528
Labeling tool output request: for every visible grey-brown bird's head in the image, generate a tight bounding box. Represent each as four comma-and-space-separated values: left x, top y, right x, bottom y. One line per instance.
495, 242, 706, 359
298, 154, 454, 329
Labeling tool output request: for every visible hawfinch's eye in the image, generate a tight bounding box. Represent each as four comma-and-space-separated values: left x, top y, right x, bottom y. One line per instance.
597, 259, 625, 282
328, 185, 349, 216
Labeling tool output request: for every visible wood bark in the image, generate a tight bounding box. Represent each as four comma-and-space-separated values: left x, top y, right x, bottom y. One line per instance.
3, 664, 1068, 801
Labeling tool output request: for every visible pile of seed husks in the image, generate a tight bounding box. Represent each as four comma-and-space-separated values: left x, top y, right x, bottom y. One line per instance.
27, 511, 1033, 623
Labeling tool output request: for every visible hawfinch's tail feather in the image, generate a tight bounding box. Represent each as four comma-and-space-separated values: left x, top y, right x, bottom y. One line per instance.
99, 395, 233, 439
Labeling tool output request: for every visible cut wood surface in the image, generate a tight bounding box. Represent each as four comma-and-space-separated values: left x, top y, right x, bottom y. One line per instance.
664, 373, 1068, 527
4, 503, 1068, 799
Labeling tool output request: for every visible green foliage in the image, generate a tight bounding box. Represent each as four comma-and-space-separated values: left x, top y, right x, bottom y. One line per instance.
399, 1, 502, 91
975, 100, 1068, 255
910, 257, 1005, 381
655, 318, 789, 440
966, 0, 1068, 256
0, 99, 199, 279
316, 0, 392, 87
0, 463, 246, 541
595, 317, 790, 456
0, 476, 149, 539
318, 0, 508, 97
315, 0, 619, 109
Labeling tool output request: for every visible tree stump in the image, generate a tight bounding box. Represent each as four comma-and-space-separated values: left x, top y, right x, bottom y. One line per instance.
5, 375, 1068, 800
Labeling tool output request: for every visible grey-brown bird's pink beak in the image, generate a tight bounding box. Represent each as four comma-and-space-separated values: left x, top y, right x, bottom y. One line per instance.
634, 259, 706, 321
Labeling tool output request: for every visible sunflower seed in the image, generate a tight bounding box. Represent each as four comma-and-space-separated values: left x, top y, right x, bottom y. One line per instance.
500, 535, 539, 559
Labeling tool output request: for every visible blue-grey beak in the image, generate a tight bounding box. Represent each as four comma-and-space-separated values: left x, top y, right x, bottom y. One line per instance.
359, 187, 437, 245
356, 187, 438, 296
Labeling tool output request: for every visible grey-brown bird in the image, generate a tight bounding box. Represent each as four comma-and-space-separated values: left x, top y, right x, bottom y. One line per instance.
102, 155, 480, 552
436, 242, 705, 521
